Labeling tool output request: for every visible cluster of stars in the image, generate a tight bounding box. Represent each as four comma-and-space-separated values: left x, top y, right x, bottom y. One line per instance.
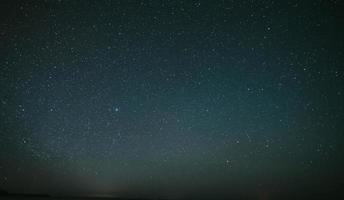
0, 0, 343, 199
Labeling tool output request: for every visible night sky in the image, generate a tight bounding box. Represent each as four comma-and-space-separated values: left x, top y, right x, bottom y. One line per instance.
1, 0, 344, 199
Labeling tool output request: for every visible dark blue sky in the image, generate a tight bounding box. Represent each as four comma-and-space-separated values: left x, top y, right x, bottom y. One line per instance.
1, 0, 344, 199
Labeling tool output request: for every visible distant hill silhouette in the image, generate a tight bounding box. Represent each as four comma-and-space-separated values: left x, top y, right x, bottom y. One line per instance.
0, 188, 8, 195
0, 189, 50, 197
0, 190, 169, 200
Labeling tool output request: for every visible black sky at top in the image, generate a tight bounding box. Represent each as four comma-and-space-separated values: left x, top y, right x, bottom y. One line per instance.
0, 0, 344, 199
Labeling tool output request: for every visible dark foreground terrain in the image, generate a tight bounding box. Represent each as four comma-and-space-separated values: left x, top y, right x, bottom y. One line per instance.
0, 193, 156, 200
0, 196, 155, 200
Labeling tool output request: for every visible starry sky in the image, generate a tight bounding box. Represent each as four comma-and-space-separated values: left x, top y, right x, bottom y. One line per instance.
0, 0, 344, 199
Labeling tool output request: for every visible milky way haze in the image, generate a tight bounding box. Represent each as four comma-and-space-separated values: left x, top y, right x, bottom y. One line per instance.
1, 1, 344, 199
